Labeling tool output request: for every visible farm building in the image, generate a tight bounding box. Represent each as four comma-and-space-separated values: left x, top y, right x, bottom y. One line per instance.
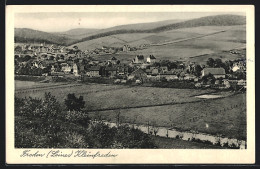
132, 55, 145, 64
105, 67, 117, 77
116, 64, 128, 75
237, 79, 246, 86
88, 66, 101, 77
51, 72, 65, 77
61, 63, 72, 74
123, 45, 130, 52
201, 68, 226, 79
160, 73, 178, 81
128, 68, 148, 82
160, 66, 168, 73
147, 55, 156, 63
232, 61, 246, 72
73, 63, 80, 76
184, 74, 197, 80
108, 57, 118, 65
151, 68, 159, 75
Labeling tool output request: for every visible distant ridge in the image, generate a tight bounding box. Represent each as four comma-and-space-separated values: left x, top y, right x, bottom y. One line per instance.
15, 14, 245, 46
52, 28, 99, 36
15, 28, 75, 45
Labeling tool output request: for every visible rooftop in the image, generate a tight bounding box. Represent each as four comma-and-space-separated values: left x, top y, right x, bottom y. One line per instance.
136, 55, 144, 60
105, 67, 117, 71
148, 55, 156, 59
89, 66, 100, 71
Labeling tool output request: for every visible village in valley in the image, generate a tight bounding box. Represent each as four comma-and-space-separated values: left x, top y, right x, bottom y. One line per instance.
14, 42, 246, 89
14, 13, 248, 149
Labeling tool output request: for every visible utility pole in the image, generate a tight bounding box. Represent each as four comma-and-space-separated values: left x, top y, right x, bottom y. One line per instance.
116, 110, 121, 127
147, 121, 150, 134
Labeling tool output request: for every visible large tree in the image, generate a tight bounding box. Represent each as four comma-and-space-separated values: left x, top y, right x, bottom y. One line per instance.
214, 58, 223, 68
206, 58, 215, 67
15, 46, 22, 53
194, 65, 203, 77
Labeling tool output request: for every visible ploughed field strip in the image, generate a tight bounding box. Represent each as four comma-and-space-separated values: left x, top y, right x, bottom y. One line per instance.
150, 29, 227, 46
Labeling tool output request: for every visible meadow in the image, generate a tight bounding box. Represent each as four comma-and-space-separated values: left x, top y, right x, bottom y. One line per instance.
89, 93, 246, 140
188, 48, 246, 64
132, 38, 245, 61
15, 81, 246, 141
15, 81, 228, 111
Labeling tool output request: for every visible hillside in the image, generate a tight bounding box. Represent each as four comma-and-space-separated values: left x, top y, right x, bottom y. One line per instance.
51, 28, 100, 40
70, 25, 245, 65
13, 19, 183, 45
71, 15, 246, 45
15, 28, 76, 45
56, 28, 99, 36
97, 19, 184, 32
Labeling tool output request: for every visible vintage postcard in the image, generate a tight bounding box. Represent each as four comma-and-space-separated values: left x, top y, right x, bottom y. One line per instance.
6, 5, 255, 164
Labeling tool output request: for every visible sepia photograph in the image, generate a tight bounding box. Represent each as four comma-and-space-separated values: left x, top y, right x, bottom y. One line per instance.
6, 5, 255, 164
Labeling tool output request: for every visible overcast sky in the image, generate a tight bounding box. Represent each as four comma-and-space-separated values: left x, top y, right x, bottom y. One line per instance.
15, 12, 245, 32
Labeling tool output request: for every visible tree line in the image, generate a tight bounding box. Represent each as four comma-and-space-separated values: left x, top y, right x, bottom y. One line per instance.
15, 93, 156, 148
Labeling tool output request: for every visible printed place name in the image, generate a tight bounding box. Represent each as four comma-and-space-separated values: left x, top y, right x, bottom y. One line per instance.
20, 150, 118, 159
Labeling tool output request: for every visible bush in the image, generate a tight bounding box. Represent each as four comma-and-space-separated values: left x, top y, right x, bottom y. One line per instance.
115, 125, 156, 148
86, 121, 117, 148
65, 110, 90, 127
65, 93, 85, 111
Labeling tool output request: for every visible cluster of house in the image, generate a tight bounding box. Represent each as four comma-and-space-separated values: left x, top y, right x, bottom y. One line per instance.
128, 67, 223, 82
48, 56, 127, 78
15, 43, 86, 61
15, 43, 246, 89
15, 42, 149, 65
232, 61, 246, 72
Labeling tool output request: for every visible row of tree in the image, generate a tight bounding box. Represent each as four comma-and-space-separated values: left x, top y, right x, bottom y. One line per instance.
206, 58, 234, 74
15, 66, 51, 76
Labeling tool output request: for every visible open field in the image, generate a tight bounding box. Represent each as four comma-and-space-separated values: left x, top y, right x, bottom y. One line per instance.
200, 25, 246, 43
90, 93, 246, 140
15, 81, 229, 111
73, 25, 245, 63
15, 81, 246, 140
188, 48, 246, 64
73, 25, 245, 49
133, 38, 245, 61
166, 25, 245, 35
15, 80, 68, 90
